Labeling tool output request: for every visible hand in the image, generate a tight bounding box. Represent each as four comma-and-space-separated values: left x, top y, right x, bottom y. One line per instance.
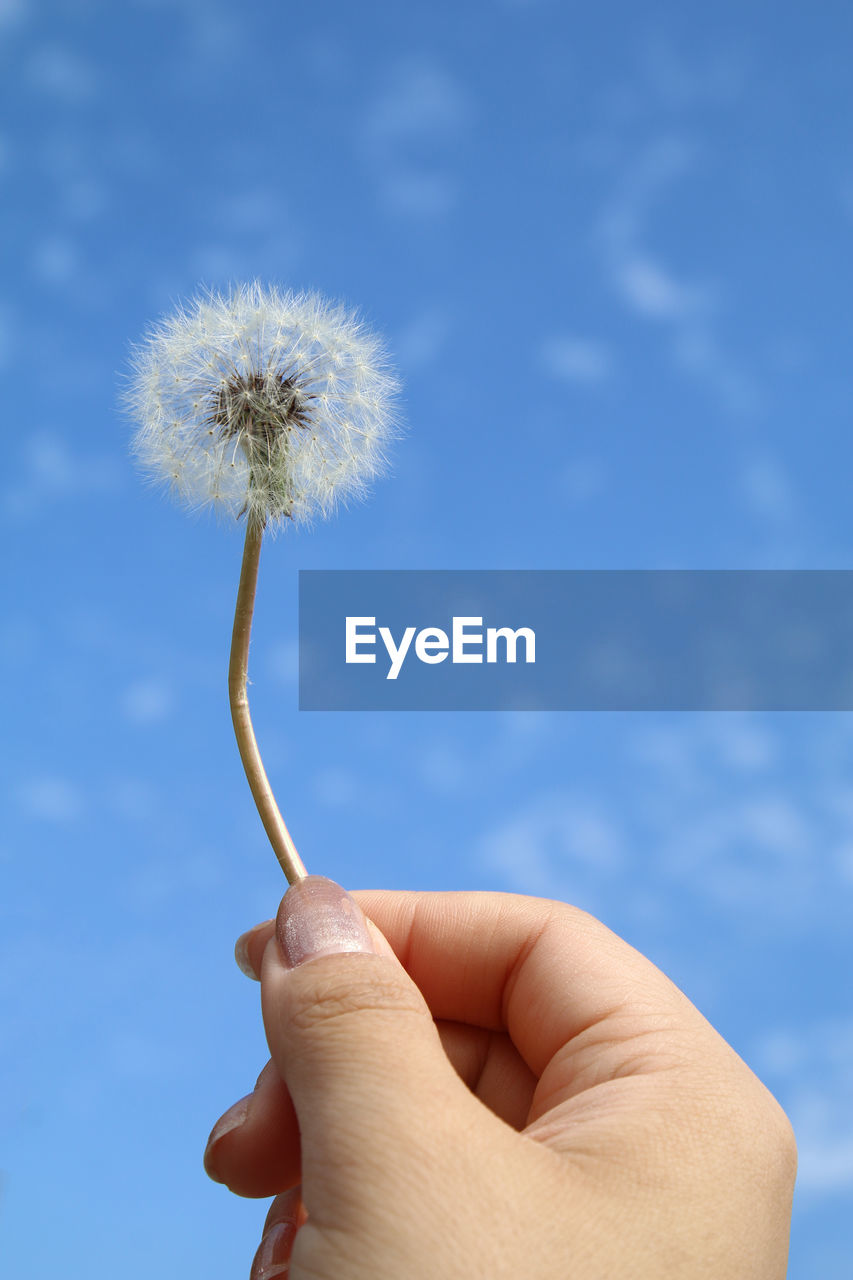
204, 878, 796, 1279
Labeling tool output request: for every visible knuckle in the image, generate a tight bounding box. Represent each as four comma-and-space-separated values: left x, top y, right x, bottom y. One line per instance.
714, 1078, 799, 1195
761, 1095, 799, 1188
286, 958, 427, 1037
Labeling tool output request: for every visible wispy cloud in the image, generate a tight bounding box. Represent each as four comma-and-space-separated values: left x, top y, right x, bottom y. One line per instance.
266, 640, 299, 687
364, 60, 470, 148
311, 764, 397, 818
120, 680, 174, 726
2, 432, 121, 520
614, 253, 704, 321
360, 60, 472, 218
476, 717, 853, 930
737, 456, 797, 525
18, 776, 84, 823
594, 134, 761, 419
0, 0, 29, 30
753, 1019, 853, 1196
26, 44, 97, 101
540, 335, 613, 383
396, 307, 451, 371
123, 848, 225, 911
641, 37, 745, 110
478, 791, 624, 905
32, 235, 79, 285
558, 457, 607, 505
628, 717, 853, 924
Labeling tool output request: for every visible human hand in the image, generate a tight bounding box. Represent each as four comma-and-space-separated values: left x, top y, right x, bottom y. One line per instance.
204, 878, 796, 1279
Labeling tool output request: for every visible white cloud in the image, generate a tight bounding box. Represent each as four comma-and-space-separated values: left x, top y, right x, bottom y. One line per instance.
2, 432, 121, 519
627, 718, 853, 923
753, 1020, 853, 1196
836, 843, 853, 885
313, 767, 358, 809
615, 253, 702, 320
479, 792, 623, 900
63, 179, 109, 222
32, 235, 79, 284
27, 45, 97, 101
642, 38, 745, 110
418, 743, 468, 796
134, 0, 243, 71
189, 225, 303, 286
124, 849, 224, 911
364, 62, 471, 149
706, 719, 776, 772
738, 456, 796, 524
121, 680, 174, 725
214, 187, 282, 233
381, 171, 456, 219
361, 60, 471, 218
596, 136, 695, 255
540, 336, 612, 383
267, 640, 299, 686
108, 778, 157, 822
797, 1126, 853, 1193
396, 307, 450, 371
673, 328, 762, 416
18, 777, 83, 822
558, 457, 606, 504
594, 136, 760, 416
0, 0, 27, 29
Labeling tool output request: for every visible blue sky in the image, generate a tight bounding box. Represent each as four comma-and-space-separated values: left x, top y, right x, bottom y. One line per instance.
2, 0, 852, 1274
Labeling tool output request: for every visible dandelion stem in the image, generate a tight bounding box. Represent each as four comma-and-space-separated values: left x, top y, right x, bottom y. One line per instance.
229, 513, 307, 883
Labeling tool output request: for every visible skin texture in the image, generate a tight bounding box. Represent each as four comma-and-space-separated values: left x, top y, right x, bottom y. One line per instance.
205, 882, 797, 1280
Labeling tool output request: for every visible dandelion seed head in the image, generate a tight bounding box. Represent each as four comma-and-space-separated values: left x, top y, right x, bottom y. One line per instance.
125, 282, 400, 527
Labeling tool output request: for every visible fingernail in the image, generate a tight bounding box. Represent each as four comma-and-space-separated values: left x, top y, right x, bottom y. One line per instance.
235, 918, 274, 981
203, 1094, 251, 1182
235, 930, 260, 980
276, 875, 375, 969
250, 1221, 296, 1280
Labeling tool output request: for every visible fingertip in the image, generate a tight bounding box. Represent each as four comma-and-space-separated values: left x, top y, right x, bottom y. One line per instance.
365, 917, 398, 960
203, 1094, 252, 1182
235, 920, 275, 981
253, 1188, 306, 1280
235, 934, 260, 981
204, 1061, 302, 1197
263, 1183, 305, 1234
275, 876, 375, 968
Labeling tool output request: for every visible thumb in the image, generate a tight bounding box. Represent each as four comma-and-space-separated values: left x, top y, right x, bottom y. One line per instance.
260, 877, 470, 1214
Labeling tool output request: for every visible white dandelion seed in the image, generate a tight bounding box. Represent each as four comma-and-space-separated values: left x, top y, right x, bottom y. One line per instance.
126, 281, 399, 528
124, 282, 402, 883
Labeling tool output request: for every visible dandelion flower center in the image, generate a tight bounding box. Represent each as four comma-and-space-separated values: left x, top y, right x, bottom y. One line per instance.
209, 372, 314, 449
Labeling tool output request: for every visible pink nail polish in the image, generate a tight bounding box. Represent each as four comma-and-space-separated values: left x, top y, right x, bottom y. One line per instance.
276, 876, 374, 968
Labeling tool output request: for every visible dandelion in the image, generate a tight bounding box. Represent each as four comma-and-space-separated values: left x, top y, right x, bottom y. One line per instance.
126, 282, 400, 882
